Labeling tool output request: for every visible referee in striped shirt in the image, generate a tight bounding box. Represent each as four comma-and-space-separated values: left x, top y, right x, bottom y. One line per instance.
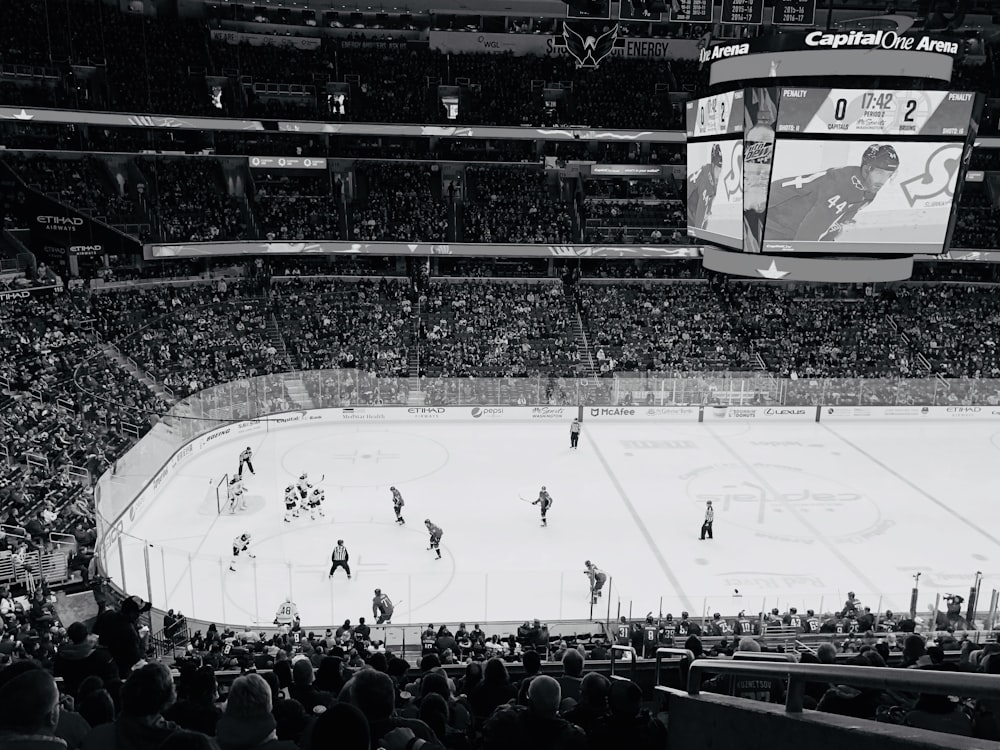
329, 540, 351, 579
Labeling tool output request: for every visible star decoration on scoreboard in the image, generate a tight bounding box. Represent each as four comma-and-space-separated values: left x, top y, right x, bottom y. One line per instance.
757, 260, 790, 279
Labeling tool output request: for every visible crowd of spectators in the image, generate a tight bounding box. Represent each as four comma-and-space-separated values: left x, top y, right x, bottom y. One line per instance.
352, 163, 448, 241
4, 154, 137, 223
418, 281, 581, 378
253, 173, 342, 241
147, 159, 248, 243
273, 278, 412, 380
464, 167, 573, 244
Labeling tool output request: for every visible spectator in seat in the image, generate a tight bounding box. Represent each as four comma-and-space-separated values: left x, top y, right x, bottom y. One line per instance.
469, 658, 517, 721
288, 659, 334, 714
481, 674, 587, 750
344, 669, 444, 749
215, 673, 300, 750
817, 652, 889, 719
76, 676, 116, 730
556, 648, 585, 708
93, 595, 148, 680
53, 621, 121, 702
164, 665, 222, 735
305, 702, 369, 750
82, 662, 180, 750
0, 661, 64, 750
561, 672, 610, 735
586, 679, 667, 750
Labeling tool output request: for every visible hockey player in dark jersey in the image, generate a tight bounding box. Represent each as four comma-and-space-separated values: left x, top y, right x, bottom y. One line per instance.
425, 519, 443, 559
687, 143, 723, 229
532, 486, 553, 527
390, 486, 405, 525
765, 144, 899, 242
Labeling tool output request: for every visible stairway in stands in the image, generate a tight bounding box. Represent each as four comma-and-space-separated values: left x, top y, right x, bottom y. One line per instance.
265, 312, 316, 409
565, 286, 598, 377
406, 305, 424, 405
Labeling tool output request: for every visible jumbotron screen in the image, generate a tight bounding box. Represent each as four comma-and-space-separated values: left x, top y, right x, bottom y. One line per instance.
690, 86, 980, 255
685, 92, 745, 249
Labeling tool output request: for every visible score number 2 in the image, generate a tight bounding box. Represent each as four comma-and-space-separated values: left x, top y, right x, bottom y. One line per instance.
830, 93, 918, 123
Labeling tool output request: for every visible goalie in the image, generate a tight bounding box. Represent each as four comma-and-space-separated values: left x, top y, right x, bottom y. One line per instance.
227, 475, 247, 514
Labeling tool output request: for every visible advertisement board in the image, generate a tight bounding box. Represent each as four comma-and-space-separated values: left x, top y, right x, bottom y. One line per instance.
427, 30, 701, 61
706, 405, 815, 421
821, 405, 1000, 420
586, 406, 700, 421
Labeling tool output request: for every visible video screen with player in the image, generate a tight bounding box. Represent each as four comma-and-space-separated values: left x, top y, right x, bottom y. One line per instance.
686, 138, 744, 249
761, 139, 964, 254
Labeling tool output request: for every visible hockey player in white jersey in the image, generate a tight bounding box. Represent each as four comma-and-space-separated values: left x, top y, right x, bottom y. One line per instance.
230, 532, 255, 571
227, 475, 247, 514
274, 597, 299, 626
308, 487, 326, 521
283, 485, 299, 522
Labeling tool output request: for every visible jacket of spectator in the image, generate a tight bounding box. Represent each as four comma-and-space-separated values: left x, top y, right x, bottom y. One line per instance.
586, 680, 667, 750
343, 669, 445, 750
81, 663, 180, 750
163, 665, 222, 735
53, 622, 121, 700
560, 673, 610, 735
92, 602, 144, 680
215, 674, 300, 750
468, 659, 517, 720
481, 675, 587, 750
556, 649, 585, 707
288, 659, 335, 713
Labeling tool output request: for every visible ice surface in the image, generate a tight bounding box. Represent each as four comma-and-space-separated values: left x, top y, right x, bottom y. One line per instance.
119, 419, 1000, 628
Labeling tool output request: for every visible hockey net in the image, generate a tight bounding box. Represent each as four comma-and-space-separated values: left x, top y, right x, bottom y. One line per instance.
214, 473, 230, 515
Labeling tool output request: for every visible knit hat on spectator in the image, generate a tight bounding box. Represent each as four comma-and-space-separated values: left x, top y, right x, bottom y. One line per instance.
121, 596, 151, 615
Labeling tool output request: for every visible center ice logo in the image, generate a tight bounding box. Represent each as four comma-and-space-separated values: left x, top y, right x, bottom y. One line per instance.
682, 462, 891, 544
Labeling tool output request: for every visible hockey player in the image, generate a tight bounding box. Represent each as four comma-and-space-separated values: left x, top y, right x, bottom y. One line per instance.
372, 588, 394, 624
238, 446, 255, 477
274, 597, 299, 626
584, 560, 606, 604
532, 486, 553, 527
308, 487, 326, 521
296, 473, 312, 517
283, 485, 298, 523
424, 520, 443, 559
230, 532, 255, 571
765, 144, 899, 242
227, 475, 246, 514
390, 486, 405, 525
687, 143, 723, 229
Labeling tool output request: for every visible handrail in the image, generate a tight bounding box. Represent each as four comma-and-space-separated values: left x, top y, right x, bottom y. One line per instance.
686, 660, 1000, 714
654, 647, 695, 688
609, 644, 637, 682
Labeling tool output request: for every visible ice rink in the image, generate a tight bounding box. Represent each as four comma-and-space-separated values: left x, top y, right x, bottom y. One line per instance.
120, 419, 1000, 628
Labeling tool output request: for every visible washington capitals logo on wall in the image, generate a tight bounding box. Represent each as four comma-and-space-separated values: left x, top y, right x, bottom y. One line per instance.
563, 23, 619, 68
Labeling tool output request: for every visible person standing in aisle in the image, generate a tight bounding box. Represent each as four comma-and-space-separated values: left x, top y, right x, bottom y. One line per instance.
329, 540, 351, 579
570, 418, 581, 449
700, 500, 714, 540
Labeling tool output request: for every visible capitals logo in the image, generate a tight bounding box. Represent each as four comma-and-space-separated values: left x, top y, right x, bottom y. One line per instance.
563, 23, 618, 68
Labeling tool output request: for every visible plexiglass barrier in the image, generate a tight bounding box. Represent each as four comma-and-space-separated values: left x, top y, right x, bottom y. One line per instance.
91, 370, 996, 629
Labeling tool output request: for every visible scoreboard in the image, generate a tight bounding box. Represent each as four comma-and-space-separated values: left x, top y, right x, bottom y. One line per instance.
686, 91, 745, 138
775, 88, 977, 137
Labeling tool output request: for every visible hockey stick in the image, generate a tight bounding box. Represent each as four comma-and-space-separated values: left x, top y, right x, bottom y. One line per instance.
518, 495, 535, 504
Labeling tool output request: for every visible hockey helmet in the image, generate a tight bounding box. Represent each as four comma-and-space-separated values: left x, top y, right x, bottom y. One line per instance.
390, 486, 396, 491
312, 488, 321, 495
374, 588, 381, 595
424, 519, 431, 524
681, 611, 689, 618
300, 472, 308, 479
861, 145, 899, 172
286, 485, 293, 493
584, 560, 592, 566
713, 613, 721, 619
711, 143, 723, 166
246, 446, 251, 451
789, 607, 798, 614
806, 609, 815, 616
541, 486, 546, 490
